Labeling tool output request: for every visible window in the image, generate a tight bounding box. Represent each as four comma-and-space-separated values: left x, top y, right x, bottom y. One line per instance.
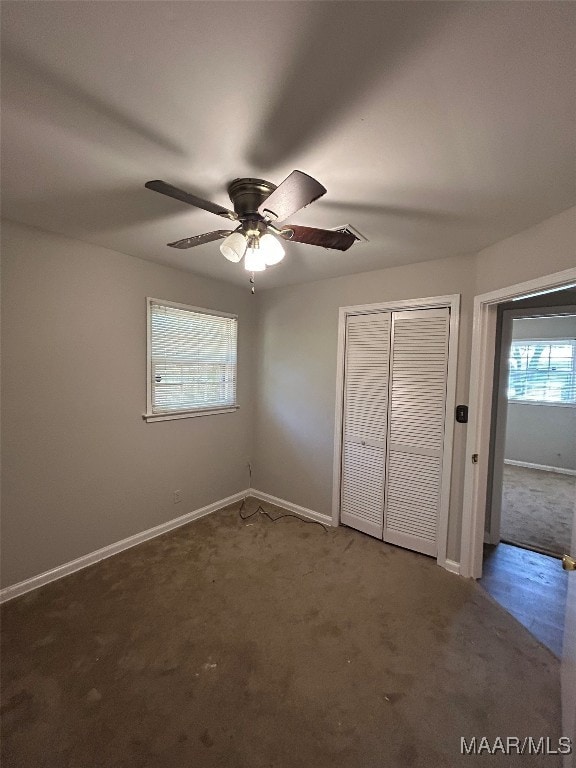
145, 298, 238, 422
507, 339, 576, 405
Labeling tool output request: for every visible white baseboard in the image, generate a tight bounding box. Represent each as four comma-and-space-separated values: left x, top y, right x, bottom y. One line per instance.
443, 559, 461, 576
504, 459, 576, 476
248, 488, 334, 527
248, 490, 462, 576
0, 490, 249, 604
1, 487, 458, 602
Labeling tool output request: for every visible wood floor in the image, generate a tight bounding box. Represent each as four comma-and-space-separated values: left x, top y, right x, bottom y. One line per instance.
480, 542, 568, 657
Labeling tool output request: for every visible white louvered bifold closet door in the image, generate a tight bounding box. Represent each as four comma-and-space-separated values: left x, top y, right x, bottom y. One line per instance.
340, 313, 391, 538
383, 308, 450, 557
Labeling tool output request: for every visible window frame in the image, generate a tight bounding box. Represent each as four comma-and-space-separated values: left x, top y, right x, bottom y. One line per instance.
144, 297, 239, 423
507, 336, 576, 408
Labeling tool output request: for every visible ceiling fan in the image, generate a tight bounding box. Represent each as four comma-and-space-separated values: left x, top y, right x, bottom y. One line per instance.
144, 171, 356, 277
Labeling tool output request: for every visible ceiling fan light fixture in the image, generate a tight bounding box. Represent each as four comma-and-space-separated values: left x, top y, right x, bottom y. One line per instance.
220, 231, 247, 263
260, 233, 285, 266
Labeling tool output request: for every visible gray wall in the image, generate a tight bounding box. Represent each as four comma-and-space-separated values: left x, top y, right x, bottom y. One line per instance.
504, 315, 576, 471
253, 256, 476, 562
472, 206, 576, 295
253, 206, 576, 564
2, 206, 575, 587
505, 405, 575, 470
1, 220, 256, 588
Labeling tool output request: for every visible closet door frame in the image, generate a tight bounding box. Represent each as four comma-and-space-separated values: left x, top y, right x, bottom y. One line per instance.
332, 294, 460, 573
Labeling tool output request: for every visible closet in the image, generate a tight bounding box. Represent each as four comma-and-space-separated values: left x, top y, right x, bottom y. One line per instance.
339, 307, 451, 557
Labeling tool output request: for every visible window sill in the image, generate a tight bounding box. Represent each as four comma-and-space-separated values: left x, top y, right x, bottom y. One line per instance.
143, 406, 239, 422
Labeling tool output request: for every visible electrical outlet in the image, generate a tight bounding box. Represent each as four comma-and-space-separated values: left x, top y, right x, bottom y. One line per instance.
173, 490, 182, 504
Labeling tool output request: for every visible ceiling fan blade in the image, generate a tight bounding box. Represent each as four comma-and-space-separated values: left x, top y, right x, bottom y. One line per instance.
145, 180, 237, 221
282, 225, 356, 251
258, 170, 326, 222
167, 230, 232, 249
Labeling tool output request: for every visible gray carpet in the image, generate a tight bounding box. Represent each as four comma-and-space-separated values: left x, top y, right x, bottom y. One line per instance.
1, 497, 562, 767
500, 464, 576, 557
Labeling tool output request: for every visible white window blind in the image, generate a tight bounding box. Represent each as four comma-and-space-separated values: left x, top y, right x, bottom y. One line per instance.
508, 339, 576, 405
147, 299, 238, 417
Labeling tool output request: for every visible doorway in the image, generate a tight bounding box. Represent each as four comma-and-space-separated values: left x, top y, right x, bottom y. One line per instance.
461, 268, 576, 579
481, 298, 575, 657
487, 300, 576, 559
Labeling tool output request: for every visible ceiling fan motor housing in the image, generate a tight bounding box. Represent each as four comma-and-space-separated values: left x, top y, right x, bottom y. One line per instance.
227, 178, 276, 220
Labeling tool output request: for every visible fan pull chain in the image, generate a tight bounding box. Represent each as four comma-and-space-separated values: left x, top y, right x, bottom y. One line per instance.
250, 272, 255, 294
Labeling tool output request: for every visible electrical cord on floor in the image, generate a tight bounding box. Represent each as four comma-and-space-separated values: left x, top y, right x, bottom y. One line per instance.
237, 497, 328, 533
242, 462, 328, 532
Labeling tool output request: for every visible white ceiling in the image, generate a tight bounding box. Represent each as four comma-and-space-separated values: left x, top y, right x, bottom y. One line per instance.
2, 1, 575, 289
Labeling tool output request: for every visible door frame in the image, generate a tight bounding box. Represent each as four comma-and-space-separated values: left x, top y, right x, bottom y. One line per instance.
484, 308, 514, 545
332, 293, 460, 572
486, 304, 576, 546
460, 267, 576, 579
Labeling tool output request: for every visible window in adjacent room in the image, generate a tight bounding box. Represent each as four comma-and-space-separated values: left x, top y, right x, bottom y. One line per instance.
507, 339, 576, 405
144, 298, 238, 422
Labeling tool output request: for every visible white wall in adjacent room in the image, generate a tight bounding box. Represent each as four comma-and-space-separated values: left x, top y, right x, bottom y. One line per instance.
504, 315, 576, 472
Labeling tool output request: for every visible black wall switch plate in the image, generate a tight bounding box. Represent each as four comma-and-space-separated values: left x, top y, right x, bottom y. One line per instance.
456, 405, 468, 423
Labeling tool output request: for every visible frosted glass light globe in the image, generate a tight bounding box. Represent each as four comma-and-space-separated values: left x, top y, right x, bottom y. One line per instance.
220, 232, 247, 263
260, 233, 285, 266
